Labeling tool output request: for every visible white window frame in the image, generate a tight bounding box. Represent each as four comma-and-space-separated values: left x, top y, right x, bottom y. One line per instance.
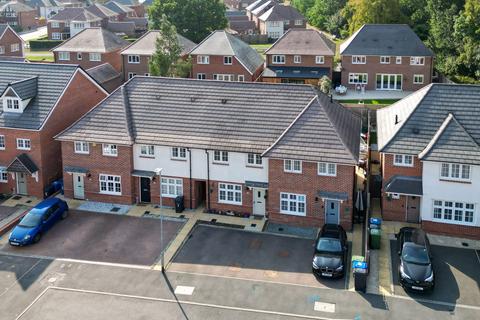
128, 55, 140, 63
58, 52, 70, 61
16, 138, 31, 150
380, 56, 390, 64
294, 19, 303, 26
440, 163, 471, 182
410, 56, 425, 65
272, 55, 285, 64
213, 150, 228, 164
73, 22, 84, 29
171, 147, 187, 160
77, 52, 82, 60
433, 200, 475, 225
89, 52, 101, 62
196, 73, 206, 80
74, 141, 89, 154
413, 74, 424, 84
0, 135, 4, 150
246, 153, 262, 167
280, 192, 306, 216
218, 183, 242, 205
318, 162, 337, 177
348, 73, 368, 84
293, 55, 301, 64
238, 75, 245, 82
0, 46, 4, 54
102, 144, 118, 157
213, 74, 234, 81
5, 98, 20, 111
284, 159, 302, 173
51, 32, 61, 40
224, 56, 232, 65
161, 177, 183, 198
0, 169, 8, 183
10, 43, 19, 52
393, 154, 413, 167
315, 55, 324, 64
197, 55, 209, 64
352, 55, 366, 64
51, 21, 60, 28
128, 72, 136, 79
140, 145, 154, 157
390, 193, 400, 200
99, 174, 121, 195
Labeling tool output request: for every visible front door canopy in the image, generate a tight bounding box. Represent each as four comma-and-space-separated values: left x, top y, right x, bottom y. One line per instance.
6, 153, 39, 174
318, 191, 348, 202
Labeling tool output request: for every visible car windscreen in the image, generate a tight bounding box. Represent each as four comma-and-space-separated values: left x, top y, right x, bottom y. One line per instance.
316, 238, 342, 253
402, 244, 430, 265
18, 210, 43, 228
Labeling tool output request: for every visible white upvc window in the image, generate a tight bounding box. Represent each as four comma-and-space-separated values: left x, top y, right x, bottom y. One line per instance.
161, 177, 183, 198
197, 73, 206, 80
74, 141, 89, 154
272, 55, 285, 64
5, 98, 20, 111
77, 52, 82, 60
224, 56, 232, 65
413, 74, 424, 84
218, 183, 242, 205
51, 32, 61, 40
238, 75, 245, 82
348, 73, 368, 84
0, 169, 8, 183
390, 193, 400, 200
393, 154, 413, 167
380, 56, 390, 64
171, 147, 187, 160
352, 55, 366, 64
99, 174, 121, 195
0, 46, 4, 54
73, 22, 84, 29
197, 55, 209, 64
280, 192, 306, 216
213, 74, 234, 81
284, 159, 302, 173
396, 56, 402, 64
102, 144, 118, 156
10, 43, 19, 52
213, 150, 228, 164
410, 56, 425, 65
433, 200, 475, 224
440, 163, 471, 181
0, 135, 4, 150
145, 73, 150, 76
58, 52, 70, 61
294, 19, 303, 26
140, 145, 154, 157
51, 21, 59, 28
315, 55, 324, 64
128, 72, 136, 79
247, 153, 262, 166
89, 52, 101, 61
16, 138, 31, 150
293, 55, 301, 64
318, 162, 337, 176
128, 55, 140, 63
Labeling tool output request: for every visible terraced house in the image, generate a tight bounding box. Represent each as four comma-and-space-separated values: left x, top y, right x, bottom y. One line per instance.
378, 84, 480, 239
0, 62, 107, 199
56, 77, 361, 229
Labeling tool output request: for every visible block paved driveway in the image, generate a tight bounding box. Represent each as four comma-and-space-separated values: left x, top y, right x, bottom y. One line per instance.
169, 224, 349, 289
0, 206, 21, 221
1, 210, 184, 266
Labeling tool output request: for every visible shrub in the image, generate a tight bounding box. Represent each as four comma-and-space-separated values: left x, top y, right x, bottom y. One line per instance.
29, 39, 63, 51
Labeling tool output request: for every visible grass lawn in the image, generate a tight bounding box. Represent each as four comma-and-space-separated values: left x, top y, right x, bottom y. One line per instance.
339, 99, 399, 105
26, 54, 54, 62
250, 43, 271, 57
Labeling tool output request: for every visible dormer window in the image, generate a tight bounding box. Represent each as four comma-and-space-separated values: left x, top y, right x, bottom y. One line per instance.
1, 77, 37, 114
5, 98, 20, 110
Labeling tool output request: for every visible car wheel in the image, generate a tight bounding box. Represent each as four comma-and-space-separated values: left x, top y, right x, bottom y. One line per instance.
33, 233, 41, 243
61, 210, 68, 219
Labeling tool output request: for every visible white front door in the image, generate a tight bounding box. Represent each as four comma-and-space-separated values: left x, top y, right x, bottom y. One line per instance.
73, 174, 85, 199
325, 200, 340, 224
252, 188, 266, 216
16, 173, 27, 195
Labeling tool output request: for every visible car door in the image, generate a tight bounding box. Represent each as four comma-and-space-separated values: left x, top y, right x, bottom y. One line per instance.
40, 210, 52, 232
49, 204, 61, 223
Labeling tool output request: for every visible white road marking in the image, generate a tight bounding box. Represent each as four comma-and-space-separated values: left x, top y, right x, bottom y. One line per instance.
0, 259, 42, 298
174, 285, 195, 295
390, 294, 480, 311
14, 286, 50, 320
475, 250, 480, 266
314, 302, 335, 313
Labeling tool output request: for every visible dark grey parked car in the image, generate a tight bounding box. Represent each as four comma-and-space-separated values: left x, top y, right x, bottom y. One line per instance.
312, 224, 348, 279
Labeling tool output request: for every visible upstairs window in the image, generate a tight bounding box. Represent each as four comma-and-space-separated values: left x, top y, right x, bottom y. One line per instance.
102, 144, 118, 156
58, 52, 70, 61
74, 141, 89, 154
315, 56, 324, 64
140, 145, 154, 157
128, 55, 140, 63
0, 46, 4, 54
396, 56, 402, 64
247, 153, 262, 166
197, 55, 209, 64
213, 150, 228, 163
5, 98, 20, 111
89, 53, 101, 62
393, 154, 413, 167
352, 55, 366, 64
171, 147, 186, 160
294, 19, 303, 26
16, 138, 31, 150
440, 163, 470, 181
51, 21, 60, 28
73, 23, 84, 29
10, 43, 19, 52
380, 56, 390, 64
0, 135, 5, 150
318, 162, 337, 176
410, 56, 425, 65
224, 56, 232, 65
77, 52, 82, 60
272, 55, 285, 64
294, 55, 301, 64
284, 159, 301, 173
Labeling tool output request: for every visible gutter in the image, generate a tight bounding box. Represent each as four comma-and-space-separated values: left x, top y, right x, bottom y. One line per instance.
205, 149, 211, 211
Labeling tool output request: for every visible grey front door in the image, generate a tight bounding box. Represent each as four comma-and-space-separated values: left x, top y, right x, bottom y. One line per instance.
406, 196, 420, 223
325, 200, 339, 224
73, 174, 85, 199
16, 173, 27, 195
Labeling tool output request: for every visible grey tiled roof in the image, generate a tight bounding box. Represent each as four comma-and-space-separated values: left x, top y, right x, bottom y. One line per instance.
262, 66, 330, 79
121, 30, 196, 56
318, 191, 349, 201
246, 0, 267, 11
8, 76, 38, 100
106, 21, 136, 34
259, 4, 304, 22
229, 20, 256, 33
49, 8, 85, 21
377, 84, 480, 165
71, 10, 102, 22
384, 176, 423, 196
266, 28, 334, 55
86, 63, 120, 83
52, 28, 130, 53
86, 3, 118, 19
340, 24, 434, 56
0, 25, 7, 37
57, 77, 360, 164
190, 31, 264, 75
0, 61, 78, 130
105, 1, 135, 14
6, 153, 39, 174
0, 1, 35, 12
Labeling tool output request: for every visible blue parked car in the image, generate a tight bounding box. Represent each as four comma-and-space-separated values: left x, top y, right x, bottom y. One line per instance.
9, 198, 69, 246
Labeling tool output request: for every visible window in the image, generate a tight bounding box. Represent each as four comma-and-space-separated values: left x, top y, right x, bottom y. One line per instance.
213, 74, 234, 81
128, 55, 140, 63
58, 52, 70, 61
0, 170, 7, 183
0, 46, 4, 54
247, 153, 262, 166
390, 193, 400, 200
10, 43, 19, 52
272, 55, 285, 64
393, 154, 413, 167
161, 177, 183, 197
145, 73, 150, 76
284, 159, 302, 173
396, 56, 402, 64
294, 19, 303, 26
102, 144, 117, 156
440, 163, 470, 181
16, 138, 30, 150
352, 55, 366, 64
213, 150, 228, 163
73, 23, 84, 29
0, 135, 4, 150
219, 183, 242, 205
74, 141, 89, 154
51, 32, 61, 40
410, 56, 425, 65
197, 73, 206, 80
376, 74, 402, 90
197, 55, 209, 64
89, 53, 101, 61
140, 145, 154, 157
315, 56, 324, 64
318, 162, 336, 176
128, 72, 136, 79
413, 74, 424, 84
348, 73, 368, 84
280, 192, 306, 216
433, 200, 474, 224
5, 98, 20, 110
380, 56, 390, 64
99, 174, 121, 195
171, 147, 186, 160
294, 55, 301, 64
51, 21, 59, 28
77, 52, 82, 60
238, 75, 244, 82
224, 56, 232, 65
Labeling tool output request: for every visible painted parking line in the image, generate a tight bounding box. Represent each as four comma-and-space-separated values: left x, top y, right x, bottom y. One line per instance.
174, 285, 195, 295
475, 250, 480, 266
390, 294, 480, 311
0, 258, 42, 298
314, 302, 335, 313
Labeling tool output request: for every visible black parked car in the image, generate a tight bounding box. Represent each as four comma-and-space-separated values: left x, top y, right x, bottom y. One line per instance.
312, 224, 348, 278
397, 227, 434, 292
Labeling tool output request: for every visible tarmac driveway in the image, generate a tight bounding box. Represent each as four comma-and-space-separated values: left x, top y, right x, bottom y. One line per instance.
1, 210, 184, 266
391, 240, 480, 307
169, 224, 349, 289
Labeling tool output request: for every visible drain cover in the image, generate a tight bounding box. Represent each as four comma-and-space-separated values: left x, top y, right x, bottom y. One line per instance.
110, 207, 121, 212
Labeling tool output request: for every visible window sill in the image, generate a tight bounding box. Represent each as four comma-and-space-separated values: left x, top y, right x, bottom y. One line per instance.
218, 201, 242, 206
139, 155, 155, 159
439, 179, 471, 184
318, 173, 337, 177
280, 211, 306, 217
213, 162, 229, 166
171, 158, 187, 162
284, 170, 302, 174
16, 148, 31, 151
74, 152, 90, 155
161, 194, 181, 198
246, 164, 263, 169
99, 192, 121, 196
103, 154, 118, 157
393, 164, 414, 168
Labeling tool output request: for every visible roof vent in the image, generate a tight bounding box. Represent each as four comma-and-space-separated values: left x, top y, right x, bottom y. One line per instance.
190, 97, 196, 102
221, 98, 227, 104
155, 95, 161, 100
412, 128, 420, 134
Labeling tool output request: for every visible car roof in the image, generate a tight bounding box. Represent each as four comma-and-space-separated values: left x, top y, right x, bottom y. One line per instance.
33, 197, 60, 210
320, 224, 344, 239
400, 227, 427, 246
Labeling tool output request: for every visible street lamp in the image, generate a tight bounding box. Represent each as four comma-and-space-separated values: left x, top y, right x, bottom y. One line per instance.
155, 167, 165, 273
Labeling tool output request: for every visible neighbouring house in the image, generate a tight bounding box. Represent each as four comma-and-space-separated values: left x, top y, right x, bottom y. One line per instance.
55, 77, 361, 230
0, 1, 37, 30
340, 24, 434, 92
104, 1, 137, 21
26, 0, 62, 19
246, 0, 273, 26
257, 4, 306, 39
0, 61, 107, 199
110, 0, 145, 18
262, 28, 335, 85
48, 7, 101, 40
52, 27, 130, 72
121, 30, 196, 80
86, 63, 123, 93
227, 15, 256, 35
190, 30, 264, 82
0, 24, 24, 57
377, 84, 480, 239
224, 0, 256, 11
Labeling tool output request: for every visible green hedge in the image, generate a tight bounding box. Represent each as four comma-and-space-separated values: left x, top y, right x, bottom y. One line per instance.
29, 39, 63, 51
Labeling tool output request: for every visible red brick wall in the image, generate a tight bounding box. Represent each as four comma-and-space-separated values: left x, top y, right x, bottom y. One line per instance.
191, 55, 263, 81
122, 54, 150, 80
267, 159, 355, 230
18, 10, 37, 30
47, 21, 68, 40
422, 221, 480, 240
0, 27, 24, 57
382, 195, 406, 221
54, 49, 124, 73
266, 54, 334, 77
341, 55, 433, 91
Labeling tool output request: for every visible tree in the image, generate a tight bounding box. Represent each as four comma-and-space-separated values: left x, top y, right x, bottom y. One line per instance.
399, 0, 429, 40
149, 0, 227, 43
291, 0, 316, 16
346, 0, 405, 34
318, 76, 332, 94
149, 15, 191, 77
307, 0, 346, 31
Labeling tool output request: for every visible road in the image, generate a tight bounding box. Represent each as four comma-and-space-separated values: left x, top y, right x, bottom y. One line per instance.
20, 27, 47, 42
